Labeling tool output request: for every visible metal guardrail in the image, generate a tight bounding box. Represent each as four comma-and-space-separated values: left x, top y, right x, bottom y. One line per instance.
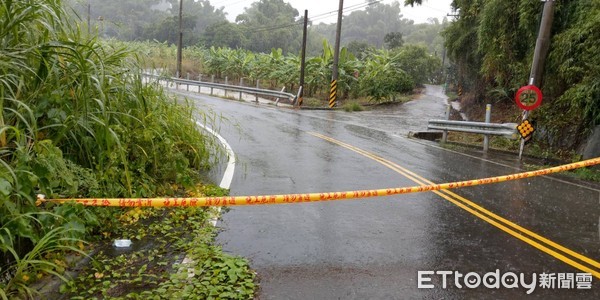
428, 120, 519, 138
142, 73, 297, 105
427, 104, 519, 152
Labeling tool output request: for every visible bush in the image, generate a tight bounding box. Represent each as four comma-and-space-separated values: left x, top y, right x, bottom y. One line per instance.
343, 101, 365, 112
0, 1, 213, 296
359, 50, 414, 103
391, 45, 442, 86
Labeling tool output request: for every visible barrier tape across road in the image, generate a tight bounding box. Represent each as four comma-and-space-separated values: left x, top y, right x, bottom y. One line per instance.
38, 157, 600, 207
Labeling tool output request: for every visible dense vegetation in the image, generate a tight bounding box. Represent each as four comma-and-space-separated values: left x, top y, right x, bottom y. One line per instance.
138, 40, 441, 104
67, 0, 447, 57
1, 1, 252, 298
407, 0, 600, 152
64, 0, 445, 103
312, 1, 448, 57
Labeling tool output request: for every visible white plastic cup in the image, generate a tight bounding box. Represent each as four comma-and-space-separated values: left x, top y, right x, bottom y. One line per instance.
114, 239, 132, 248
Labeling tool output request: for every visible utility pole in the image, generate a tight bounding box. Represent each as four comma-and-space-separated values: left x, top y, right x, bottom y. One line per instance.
330, 0, 343, 108
519, 0, 555, 159
298, 9, 308, 107
176, 0, 183, 78
529, 0, 555, 87
441, 47, 447, 92
87, 2, 91, 35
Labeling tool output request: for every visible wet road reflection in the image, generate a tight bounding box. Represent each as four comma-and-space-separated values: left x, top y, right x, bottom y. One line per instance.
174, 86, 599, 298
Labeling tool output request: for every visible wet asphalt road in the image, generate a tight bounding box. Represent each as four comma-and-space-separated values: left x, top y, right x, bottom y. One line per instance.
177, 86, 599, 299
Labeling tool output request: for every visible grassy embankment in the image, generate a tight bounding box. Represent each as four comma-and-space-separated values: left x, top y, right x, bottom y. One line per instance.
0, 1, 255, 298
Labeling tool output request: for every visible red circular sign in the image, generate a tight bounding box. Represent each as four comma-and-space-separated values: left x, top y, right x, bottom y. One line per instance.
515, 85, 543, 111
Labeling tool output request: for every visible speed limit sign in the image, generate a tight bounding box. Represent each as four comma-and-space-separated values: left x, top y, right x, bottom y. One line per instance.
515, 85, 543, 111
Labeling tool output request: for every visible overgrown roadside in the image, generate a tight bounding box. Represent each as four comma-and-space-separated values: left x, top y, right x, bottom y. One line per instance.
47, 186, 255, 299
439, 94, 600, 182
444, 89, 577, 160
0, 1, 256, 298
410, 88, 600, 183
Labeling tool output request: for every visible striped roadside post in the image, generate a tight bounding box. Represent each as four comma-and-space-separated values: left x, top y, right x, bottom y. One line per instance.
329, 79, 337, 108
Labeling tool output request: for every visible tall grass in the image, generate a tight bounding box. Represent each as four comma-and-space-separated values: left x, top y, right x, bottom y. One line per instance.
0, 212, 86, 299
1, 0, 213, 296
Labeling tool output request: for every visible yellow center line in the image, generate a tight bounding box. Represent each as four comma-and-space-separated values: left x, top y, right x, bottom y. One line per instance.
383, 157, 600, 271
308, 132, 600, 278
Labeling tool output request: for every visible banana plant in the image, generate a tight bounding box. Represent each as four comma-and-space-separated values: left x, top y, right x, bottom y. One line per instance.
359, 49, 414, 102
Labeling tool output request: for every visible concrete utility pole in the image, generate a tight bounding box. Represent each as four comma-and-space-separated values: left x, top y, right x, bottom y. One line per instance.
529, 0, 555, 87
519, 0, 555, 159
176, 0, 183, 78
87, 2, 91, 35
299, 10, 308, 107
330, 0, 344, 108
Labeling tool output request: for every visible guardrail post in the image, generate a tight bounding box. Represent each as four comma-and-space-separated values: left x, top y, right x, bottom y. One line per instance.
225, 76, 228, 98
255, 79, 259, 103
239, 78, 244, 100
442, 104, 450, 143
210, 75, 215, 96
186, 73, 190, 91
275, 86, 285, 106
483, 104, 491, 152
175, 71, 179, 90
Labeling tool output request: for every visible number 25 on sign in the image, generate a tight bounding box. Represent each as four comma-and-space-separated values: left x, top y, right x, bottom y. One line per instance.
515, 85, 543, 111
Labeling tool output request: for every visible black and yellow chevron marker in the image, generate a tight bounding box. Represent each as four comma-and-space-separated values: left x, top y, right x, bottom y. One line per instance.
329, 80, 337, 108
517, 119, 535, 139
458, 85, 463, 97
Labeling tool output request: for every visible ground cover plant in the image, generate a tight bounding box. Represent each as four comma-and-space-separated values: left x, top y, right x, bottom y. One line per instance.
57, 186, 255, 300
0, 0, 254, 298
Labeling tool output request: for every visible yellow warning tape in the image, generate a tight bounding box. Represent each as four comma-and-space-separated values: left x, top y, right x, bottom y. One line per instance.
37, 157, 600, 207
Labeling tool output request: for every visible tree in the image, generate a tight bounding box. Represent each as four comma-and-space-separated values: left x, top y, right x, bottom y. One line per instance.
404, 0, 423, 6
341, 1, 412, 47
543, 0, 600, 133
346, 41, 373, 59
235, 0, 302, 53
66, 0, 227, 45
202, 21, 247, 49
311, 1, 449, 51
434, 0, 600, 150
391, 45, 441, 85
66, 0, 168, 40
384, 32, 404, 49
142, 14, 198, 45
181, 0, 227, 35
404, 18, 448, 58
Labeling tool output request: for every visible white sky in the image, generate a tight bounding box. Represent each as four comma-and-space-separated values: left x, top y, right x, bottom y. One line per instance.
212, 0, 454, 24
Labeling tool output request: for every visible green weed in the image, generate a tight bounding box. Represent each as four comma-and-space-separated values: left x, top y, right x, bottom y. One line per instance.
0, 0, 220, 296
0, 213, 87, 299
59, 186, 255, 299
343, 101, 365, 112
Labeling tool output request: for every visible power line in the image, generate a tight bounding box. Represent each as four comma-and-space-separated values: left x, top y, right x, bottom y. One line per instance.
226, 0, 385, 34
310, 1, 377, 19
244, 21, 303, 33
309, 0, 383, 22
243, 2, 374, 35
422, 3, 451, 14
